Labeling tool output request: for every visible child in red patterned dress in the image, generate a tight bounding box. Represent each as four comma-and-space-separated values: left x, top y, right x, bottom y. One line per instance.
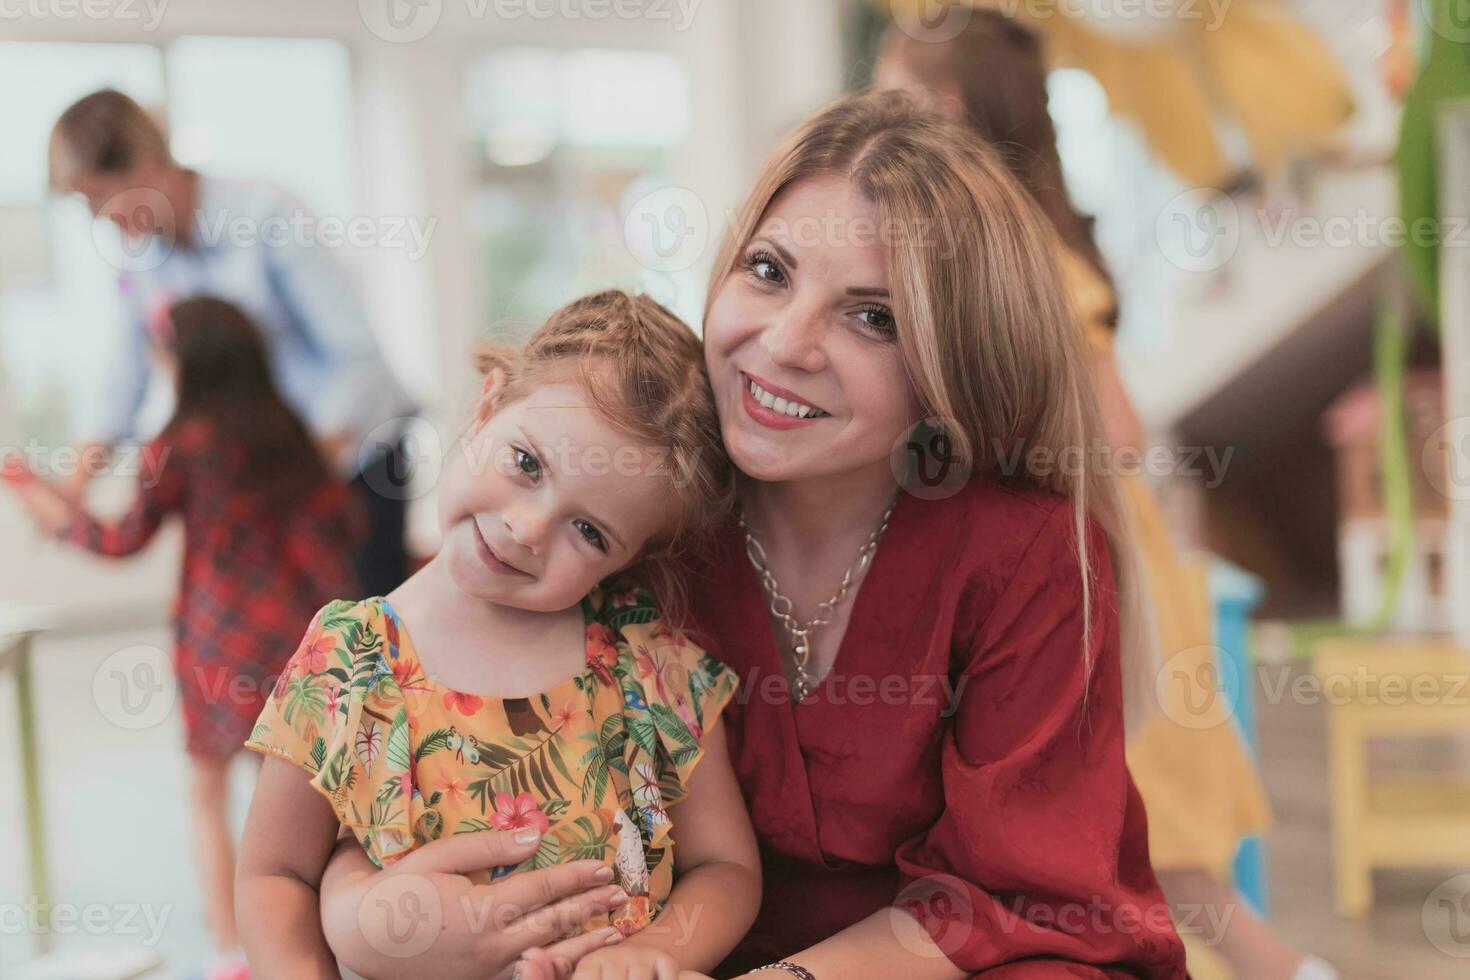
2, 295, 363, 980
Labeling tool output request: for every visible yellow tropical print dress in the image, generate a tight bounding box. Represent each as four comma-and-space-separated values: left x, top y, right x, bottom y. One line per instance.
245, 587, 739, 935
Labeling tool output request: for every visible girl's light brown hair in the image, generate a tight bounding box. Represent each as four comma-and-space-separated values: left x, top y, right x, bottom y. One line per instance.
49, 89, 172, 193
707, 90, 1156, 735
474, 290, 733, 629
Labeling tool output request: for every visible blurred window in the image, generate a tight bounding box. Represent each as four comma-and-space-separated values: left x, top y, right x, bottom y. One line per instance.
0, 38, 355, 443
463, 46, 694, 338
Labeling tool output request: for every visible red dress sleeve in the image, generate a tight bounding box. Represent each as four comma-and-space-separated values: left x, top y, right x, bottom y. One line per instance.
892, 504, 1185, 978
66, 429, 191, 556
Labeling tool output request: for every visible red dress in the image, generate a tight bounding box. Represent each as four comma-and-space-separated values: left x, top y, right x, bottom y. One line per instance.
687, 479, 1187, 978
66, 418, 363, 757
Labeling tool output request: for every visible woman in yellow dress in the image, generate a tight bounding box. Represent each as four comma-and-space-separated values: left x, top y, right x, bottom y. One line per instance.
876, 13, 1337, 980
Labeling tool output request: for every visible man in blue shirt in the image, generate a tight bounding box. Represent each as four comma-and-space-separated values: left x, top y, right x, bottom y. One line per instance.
50, 89, 416, 598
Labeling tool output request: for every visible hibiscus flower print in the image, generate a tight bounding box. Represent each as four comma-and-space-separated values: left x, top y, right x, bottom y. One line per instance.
586, 623, 619, 686
389, 654, 427, 694
490, 791, 550, 834
438, 775, 470, 805
549, 701, 578, 730
443, 690, 484, 716
391, 654, 433, 713
297, 628, 337, 676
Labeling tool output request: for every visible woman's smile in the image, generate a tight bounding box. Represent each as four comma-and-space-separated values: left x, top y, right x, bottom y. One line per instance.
739, 370, 830, 430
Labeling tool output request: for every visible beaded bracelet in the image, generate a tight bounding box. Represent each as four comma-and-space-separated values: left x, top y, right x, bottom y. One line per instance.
752, 963, 816, 980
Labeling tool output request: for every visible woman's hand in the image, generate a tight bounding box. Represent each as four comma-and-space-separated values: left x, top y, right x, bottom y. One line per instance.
318, 830, 629, 980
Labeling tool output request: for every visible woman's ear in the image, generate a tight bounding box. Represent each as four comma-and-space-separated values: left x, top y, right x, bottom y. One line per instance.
473, 368, 506, 429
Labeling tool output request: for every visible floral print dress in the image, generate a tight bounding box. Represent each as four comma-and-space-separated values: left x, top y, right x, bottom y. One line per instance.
245, 588, 739, 935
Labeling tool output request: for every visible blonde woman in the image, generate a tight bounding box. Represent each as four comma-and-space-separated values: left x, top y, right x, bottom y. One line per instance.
876, 13, 1337, 980
316, 90, 1187, 980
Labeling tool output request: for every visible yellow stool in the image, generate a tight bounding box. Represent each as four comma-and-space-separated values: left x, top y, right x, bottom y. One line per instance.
1313, 637, 1470, 916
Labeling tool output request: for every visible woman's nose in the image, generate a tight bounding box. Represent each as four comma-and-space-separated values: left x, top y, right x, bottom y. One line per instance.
760, 300, 827, 373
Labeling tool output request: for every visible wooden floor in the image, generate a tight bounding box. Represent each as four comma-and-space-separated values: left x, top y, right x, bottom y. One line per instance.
1248, 663, 1469, 980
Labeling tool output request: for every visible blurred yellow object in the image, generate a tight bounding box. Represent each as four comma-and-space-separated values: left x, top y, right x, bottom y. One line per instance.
1123, 497, 1275, 878
1312, 636, 1470, 916
1060, 246, 1273, 879
1181, 933, 1233, 980
881, 0, 1354, 187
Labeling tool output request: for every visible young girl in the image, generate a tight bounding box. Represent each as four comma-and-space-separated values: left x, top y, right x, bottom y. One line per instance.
236, 290, 762, 980
2, 296, 363, 980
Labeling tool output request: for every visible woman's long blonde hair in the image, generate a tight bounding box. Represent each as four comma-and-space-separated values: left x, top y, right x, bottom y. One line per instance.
706, 90, 1156, 735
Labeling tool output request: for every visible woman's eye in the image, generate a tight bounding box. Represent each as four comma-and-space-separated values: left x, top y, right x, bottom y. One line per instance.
857, 304, 896, 335
574, 519, 607, 552
745, 250, 785, 285
513, 447, 541, 480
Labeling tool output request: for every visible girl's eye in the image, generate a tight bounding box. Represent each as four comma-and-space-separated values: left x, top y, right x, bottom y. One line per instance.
856, 303, 896, 336
513, 447, 541, 480
744, 249, 786, 285
574, 519, 607, 553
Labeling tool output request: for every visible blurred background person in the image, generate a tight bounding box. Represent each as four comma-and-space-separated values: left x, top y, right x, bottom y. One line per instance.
47, 89, 414, 597
3, 296, 363, 980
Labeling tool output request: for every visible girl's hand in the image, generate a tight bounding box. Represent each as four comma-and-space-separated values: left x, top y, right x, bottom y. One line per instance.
318, 830, 629, 980
570, 943, 681, 980
1, 453, 32, 486
2, 462, 72, 538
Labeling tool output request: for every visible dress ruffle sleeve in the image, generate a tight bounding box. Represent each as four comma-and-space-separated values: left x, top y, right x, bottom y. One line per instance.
589, 590, 740, 854
245, 598, 418, 867
892, 506, 1186, 978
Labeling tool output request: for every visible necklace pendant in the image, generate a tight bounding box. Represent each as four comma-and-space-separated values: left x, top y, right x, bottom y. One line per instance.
790, 639, 812, 702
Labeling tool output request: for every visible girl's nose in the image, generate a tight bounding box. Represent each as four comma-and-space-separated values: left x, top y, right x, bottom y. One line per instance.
503, 504, 550, 555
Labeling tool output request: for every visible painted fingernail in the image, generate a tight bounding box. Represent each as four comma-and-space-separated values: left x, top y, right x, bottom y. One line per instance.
602, 927, 623, 945
514, 828, 541, 845
593, 865, 614, 881
605, 887, 628, 905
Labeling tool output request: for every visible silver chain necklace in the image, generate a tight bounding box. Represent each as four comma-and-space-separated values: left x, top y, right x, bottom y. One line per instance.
739, 500, 897, 702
